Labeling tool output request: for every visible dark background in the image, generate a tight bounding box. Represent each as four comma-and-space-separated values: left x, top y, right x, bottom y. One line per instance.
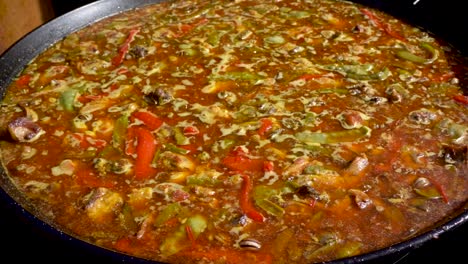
1, 0, 467, 263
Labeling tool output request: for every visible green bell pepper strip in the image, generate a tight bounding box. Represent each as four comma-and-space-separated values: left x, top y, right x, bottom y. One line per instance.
253, 185, 285, 217
396, 42, 439, 64
164, 143, 190, 155
59, 89, 78, 112
239, 173, 265, 222
336, 241, 363, 259
255, 199, 285, 217
186, 174, 221, 187
214, 71, 260, 81
112, 114, 129, 150
320, 64, 391, 81
295, 126, 371, 144
174, 127, 190, 145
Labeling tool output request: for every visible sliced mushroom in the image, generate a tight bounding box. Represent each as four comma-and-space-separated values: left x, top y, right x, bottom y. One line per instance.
51, 159, 76, 176
93, 158, 133, 175
153, 182, 190, 202
344, 154, 369, 176
73, 113, 93, 130
8, 117, 45, 142
217, 90, 238, 105
408, 108, 437, 125
282, 117, 302, 130
337, 110, 367, 129
239, 238, 262, 251
413, 177, 430, 189
159, 151, 195, 171
348, 189, 372, 209
283, 156, 310, 177
346, 83, 376, 94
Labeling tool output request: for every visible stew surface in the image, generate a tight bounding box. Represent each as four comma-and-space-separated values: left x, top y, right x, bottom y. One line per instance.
1, 0, 467, 263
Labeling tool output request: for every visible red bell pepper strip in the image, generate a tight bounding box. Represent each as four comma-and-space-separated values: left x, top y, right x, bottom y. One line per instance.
429, 178, 449, 204
222, 147, 265, 173
258, 118, 273, 136
112, 28, 140, 66
117, 67, 129, 75
263, 160, 274, 172
239, 173, 265, 222
453, 94, 468, 105
174, 17, 209, 38
78, 94, 103, 104
183, 125, 200, 136
132, 111, 163, 130
16, 74, 31, 86
360, 8, 406, 42
185, 225, 196, 248
222, 155, 264, 173
134, 127, 157, 180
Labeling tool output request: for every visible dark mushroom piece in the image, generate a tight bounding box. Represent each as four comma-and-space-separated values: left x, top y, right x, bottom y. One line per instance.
366, 96, 388, 105
295, 185, 321, 200
7, 117, 44, 142
408, 108, 437, 125
352, 24, 364, 33
144, 88, 173, 105
441, 145, 467, 165
385, 84, 407, 103
129, 45, 148, 58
